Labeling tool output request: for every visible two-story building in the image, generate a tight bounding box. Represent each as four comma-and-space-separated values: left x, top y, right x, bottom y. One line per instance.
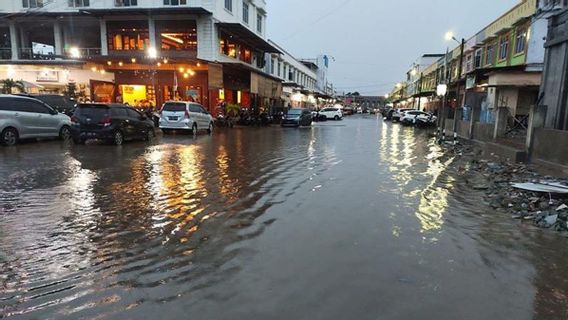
0, 0, 281, 112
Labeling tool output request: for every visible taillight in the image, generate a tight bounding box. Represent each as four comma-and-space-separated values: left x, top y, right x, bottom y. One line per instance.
71, 116, 79, 124
100, 116, 112, 127
185, 110, 190, 119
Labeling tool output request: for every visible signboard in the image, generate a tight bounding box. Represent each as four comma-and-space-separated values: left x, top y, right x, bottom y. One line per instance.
36, 70, 58, 82
208, 63, 223, 89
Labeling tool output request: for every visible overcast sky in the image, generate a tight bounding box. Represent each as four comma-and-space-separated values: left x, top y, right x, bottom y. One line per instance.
267, 0, 520, 96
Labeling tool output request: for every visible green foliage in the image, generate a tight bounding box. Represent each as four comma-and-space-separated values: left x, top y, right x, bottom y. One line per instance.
226, 103, 240, 117
0, 79, 25, 94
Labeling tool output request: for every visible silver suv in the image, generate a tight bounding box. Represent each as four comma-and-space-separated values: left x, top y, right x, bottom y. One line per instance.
0, 95, 72, 146
159, 101, 214, 134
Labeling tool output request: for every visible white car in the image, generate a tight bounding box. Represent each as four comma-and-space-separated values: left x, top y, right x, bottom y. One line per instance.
318, 107, 343, 120
400, 110, 437, 125
159, 101, 214, 134
392, 108, 415, 122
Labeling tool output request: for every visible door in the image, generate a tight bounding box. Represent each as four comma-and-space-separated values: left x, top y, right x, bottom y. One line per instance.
111, 107, 130, 137
198, 105, 210, 127
188, 104, 204, 128
10, 99, 49, 137
36, 103, 60, 136
126, 108, 144, 139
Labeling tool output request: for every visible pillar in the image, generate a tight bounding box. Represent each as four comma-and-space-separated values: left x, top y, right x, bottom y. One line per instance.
19, 27, 28, 50
148, 16, 158, 55
8, 21, 18, 60
526, 105, 548, 160
469, 104, 481, 140
100, 18, 108, 56
493, 106, 509, 139
453, 107, 463, 136
53, 20, 63, 56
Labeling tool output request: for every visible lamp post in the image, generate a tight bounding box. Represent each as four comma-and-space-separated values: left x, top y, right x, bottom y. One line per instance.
442, 32, 465, 143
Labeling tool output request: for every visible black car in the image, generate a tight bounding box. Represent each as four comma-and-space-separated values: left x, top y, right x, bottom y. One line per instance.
18, 94, 76, 115
70, 103, 155, 145
282, 109, 313, 127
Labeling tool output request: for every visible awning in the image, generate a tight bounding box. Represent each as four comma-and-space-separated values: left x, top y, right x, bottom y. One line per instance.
217, 23, 281, 53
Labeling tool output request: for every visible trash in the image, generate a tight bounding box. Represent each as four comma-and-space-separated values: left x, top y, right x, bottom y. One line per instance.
511, 182, 568, 194
557, 204, 568, 211
545, 214, 558, 226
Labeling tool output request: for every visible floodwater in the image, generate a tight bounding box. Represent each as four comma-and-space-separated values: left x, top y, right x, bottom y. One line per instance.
1, 116, 568, 320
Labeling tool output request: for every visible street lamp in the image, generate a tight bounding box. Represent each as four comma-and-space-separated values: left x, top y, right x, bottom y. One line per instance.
436, 84, 448, 97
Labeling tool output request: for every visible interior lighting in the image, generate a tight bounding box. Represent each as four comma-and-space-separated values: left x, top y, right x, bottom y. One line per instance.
147, 47, 158, 59
107, 61, 112, 66
69, 47, 81, 59
131, 58, 136, 63
91, 66, 97, 72
118, 61, 124, 66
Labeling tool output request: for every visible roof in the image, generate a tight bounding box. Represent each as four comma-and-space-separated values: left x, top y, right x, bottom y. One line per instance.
217, 23, 281, 53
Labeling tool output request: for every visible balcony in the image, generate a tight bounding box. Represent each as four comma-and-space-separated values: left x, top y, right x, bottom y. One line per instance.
0, 48, 11, 60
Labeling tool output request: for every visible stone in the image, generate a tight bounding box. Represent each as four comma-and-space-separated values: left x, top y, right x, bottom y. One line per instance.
545, 214, 558, 226
556, 204, 568, 211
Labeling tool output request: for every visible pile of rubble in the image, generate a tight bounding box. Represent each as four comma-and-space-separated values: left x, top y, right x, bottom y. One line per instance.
443, 141, 568, 233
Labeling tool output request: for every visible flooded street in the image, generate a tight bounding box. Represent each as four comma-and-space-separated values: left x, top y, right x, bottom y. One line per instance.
2, 116, 568, 319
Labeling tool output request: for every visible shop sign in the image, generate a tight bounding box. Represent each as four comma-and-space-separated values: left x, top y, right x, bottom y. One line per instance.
36, 70, 59, 82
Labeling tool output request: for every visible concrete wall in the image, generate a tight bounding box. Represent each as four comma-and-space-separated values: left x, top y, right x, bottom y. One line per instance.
456, 120, 471, 138
533, 128, 568, 166
473, 122, 494, 142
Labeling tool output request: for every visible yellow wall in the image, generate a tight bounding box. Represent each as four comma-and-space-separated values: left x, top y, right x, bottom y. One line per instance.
120, 85, 146, 105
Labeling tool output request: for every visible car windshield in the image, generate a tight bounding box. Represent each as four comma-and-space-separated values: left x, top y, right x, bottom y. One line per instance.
162, 103, 186, 112
288, 109, 303, 116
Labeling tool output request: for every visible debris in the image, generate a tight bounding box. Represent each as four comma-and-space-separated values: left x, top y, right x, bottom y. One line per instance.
545, 214, 558, 227
557, 204, 568, 211
511, 182, 568, 194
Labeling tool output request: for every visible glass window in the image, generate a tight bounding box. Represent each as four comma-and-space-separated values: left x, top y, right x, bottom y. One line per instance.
126, 108, 141, 118
225, 0, 232, 12
515, 28, 527, 54
107, 21, 149, 51
499, 36, 509, 61
162, 102, 186, 112
277, 61, 281, 77
111, 108, 128, 117
242, 2, 249, 24
13, 99, 49, 114
22, 0, 44, 8
68, 0, 90, 7
158, 20, 198, 52
486, 45, 495, 65
257, 14, 262, 33
163, 0, 187, 5
219, 32, 251, 63
189, 105, 202, 113
115, 0, 137, 6
474, 48, 482, 68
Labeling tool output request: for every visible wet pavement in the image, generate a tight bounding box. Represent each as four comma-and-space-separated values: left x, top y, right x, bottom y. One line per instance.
1, 116, 568, 319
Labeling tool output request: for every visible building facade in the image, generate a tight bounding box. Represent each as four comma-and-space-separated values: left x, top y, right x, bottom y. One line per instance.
0, 0, 285, 114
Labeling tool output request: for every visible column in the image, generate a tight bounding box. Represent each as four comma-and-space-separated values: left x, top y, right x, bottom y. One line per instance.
493, 107, 509, 139
469, 105, 481, 140
8, 21, 18, 60
526, 105, 548, 160
148, 16, 158, 54
54, 20, 63, 56
100, 18, 108, 56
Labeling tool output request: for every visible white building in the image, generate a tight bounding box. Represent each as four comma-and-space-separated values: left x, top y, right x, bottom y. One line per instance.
0, 0, 283, 112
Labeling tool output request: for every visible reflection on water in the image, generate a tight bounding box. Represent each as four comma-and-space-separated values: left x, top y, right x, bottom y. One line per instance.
1, 120, 568, 319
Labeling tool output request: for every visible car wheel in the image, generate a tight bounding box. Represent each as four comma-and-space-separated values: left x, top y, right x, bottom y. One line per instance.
1, 127, 18, 146
191, 123, 198, 135
113, 130, 124, 146
334, 115, 340, 121
59, 125, 71, 140
145, 129, 155, 141
207, 122, 214, 134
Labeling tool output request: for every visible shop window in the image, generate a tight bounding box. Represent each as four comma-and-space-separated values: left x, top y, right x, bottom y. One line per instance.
499, 36, 509, 61
107, 21, 149, 51
515, 28, 527, 54
68, 0, 89, 6
164, 0, 187, 5
115, 0, 137, 6
158, 20, 197, 51
22, 0, 44, 7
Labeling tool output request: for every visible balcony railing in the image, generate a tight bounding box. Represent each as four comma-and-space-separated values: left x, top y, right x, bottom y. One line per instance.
19, 48, 56, 60
64, 48, 102, 59
0, 48, 12, 60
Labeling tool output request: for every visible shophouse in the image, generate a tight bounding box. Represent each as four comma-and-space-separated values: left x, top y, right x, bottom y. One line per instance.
0, 0, 281, 113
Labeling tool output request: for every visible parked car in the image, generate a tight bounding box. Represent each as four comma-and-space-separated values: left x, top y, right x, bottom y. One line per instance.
159, 101, 214, 134
0, 94, 72, 146
401, 110, 437, 125
343, 106, 355, 115
70, 103, 155, 145
21, 94, 76, 115
319, 107, 343, 120
282, 108, 312, 127
392, 108, 415, 122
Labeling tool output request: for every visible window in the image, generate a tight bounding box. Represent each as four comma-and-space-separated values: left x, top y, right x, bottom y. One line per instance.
277, 61, 281, 77
164, 0, 187, 5
158, 20, 198, 52
515, 28, 527, 54
107, 21, 149, 51
68, 0, 90, 7
465, 54, 473, 72
189, 104, 202, 113
486, 45, 495, 65
13, 99, 50, 114
111, 108, 128, 117
257, 14, 263, 33
220, 32, 251, 63
225, 0, 232, 12
22, 0, 44, 8
243, 2, 249, 24
115, 0, 137, 6
474, 48, 482, 68
499, 35, 509, 61
270, 58, 275, 74
126, 108, 141, 118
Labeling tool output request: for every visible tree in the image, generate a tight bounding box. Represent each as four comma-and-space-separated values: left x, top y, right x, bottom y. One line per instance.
0, 79, 25, 94
64, 81, 78, 99
352, 91, 361, 96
